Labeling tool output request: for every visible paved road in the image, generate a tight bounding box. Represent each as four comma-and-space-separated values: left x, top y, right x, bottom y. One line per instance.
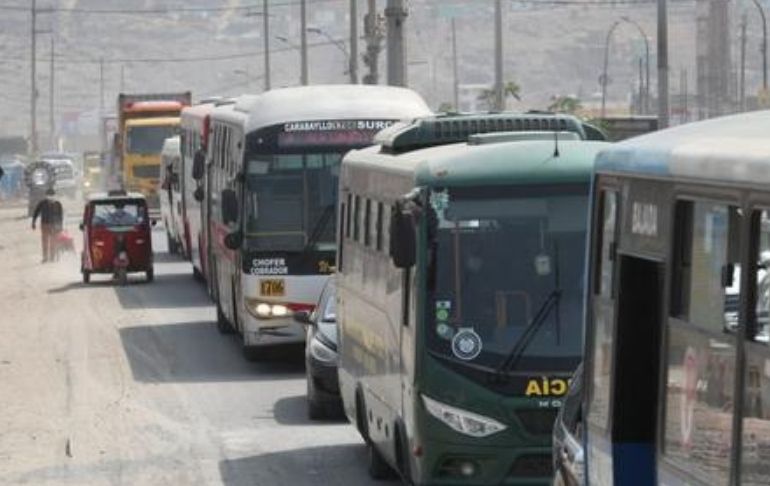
0, 203, 399, 486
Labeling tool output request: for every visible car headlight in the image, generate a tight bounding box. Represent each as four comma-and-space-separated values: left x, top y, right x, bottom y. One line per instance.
309, 336, 337, 363
422, 395, 506, 438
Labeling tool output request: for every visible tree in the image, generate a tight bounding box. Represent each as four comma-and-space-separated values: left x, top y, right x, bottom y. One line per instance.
478, 81, 522, 110
548, 95, 583, 114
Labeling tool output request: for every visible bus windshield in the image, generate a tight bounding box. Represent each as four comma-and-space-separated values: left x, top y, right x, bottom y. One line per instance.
127, 126, 177, 155
244, 153, 341, 252
427, 185, 589, 371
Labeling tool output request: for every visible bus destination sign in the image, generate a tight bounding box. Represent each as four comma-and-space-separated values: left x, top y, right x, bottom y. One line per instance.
278, 120, 395, 148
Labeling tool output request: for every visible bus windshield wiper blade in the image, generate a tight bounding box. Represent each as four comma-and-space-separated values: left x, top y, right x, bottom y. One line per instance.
494, 288, 562, 379
299, 204, 335, 259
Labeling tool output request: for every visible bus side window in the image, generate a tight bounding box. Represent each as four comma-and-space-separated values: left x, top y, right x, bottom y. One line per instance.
364, 199, 372, 247
741, 208, 770, 485
593, 190, 617, 297
353, 195, 361, 242
670, 201, 693, 317
376, 202, 384, 252
749, 209, 770, 344
345, 193, 353, 239
338, 200, 346, 272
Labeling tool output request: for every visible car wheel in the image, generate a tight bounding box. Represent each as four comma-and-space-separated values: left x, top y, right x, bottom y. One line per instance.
166, 231, 177, 254
146, 267, 154, 283
307, 374, 327, 420
82, 269, 90, 284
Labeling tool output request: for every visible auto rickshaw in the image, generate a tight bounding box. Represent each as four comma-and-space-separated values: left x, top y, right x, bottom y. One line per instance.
80, 190, 155, 284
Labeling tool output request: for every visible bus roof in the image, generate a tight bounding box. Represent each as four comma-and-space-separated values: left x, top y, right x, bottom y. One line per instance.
596, 110, 770, 185
376, 112, 606, 154
230, 85, 432, 132
345, 137, 610, 188
125, 116, 180, 127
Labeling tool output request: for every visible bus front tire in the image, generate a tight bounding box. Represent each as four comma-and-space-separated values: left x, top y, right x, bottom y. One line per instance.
368, 443, 396, 480
216, 303, 233, 334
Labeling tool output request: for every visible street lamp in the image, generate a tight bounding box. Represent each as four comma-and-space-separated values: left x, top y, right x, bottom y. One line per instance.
621, 16, 651, 114
600, 17, 651, 118
307, 26, 351, 78
752, 0, 768, 93
600, 20, 621, 119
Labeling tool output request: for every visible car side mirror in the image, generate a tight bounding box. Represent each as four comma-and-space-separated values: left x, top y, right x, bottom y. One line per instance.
151, 219, 157, 227
79, 222, 84, 231
390, 201, 417, 269
222, 189, 239, 224
224, 231, 242, 250
192, 149, 206, 180
194, 186, 204, 202
294, 310, 313, 325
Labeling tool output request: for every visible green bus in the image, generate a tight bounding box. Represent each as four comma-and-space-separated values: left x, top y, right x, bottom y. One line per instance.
336, 114, 610, 485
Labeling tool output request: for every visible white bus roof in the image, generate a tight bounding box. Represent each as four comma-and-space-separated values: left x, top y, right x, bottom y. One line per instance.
226, 85, 431, 133
180, 102, 217, 128
596, 110, 770, 186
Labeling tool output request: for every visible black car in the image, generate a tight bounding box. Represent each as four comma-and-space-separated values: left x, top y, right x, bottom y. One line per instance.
295, 279, 342, 419
552, 363, 584, 486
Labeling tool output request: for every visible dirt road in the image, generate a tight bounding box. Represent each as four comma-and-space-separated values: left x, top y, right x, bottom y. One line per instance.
0, 204, 396, 486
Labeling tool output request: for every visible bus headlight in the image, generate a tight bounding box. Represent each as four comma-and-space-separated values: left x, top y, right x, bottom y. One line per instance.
422, 395, 506, 438
247, 300, 292, 319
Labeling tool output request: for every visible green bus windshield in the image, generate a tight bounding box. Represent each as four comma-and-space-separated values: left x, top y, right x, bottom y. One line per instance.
427, 184, 589, 371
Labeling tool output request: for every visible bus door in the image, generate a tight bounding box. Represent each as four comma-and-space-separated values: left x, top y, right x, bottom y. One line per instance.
610, 253, 663, 486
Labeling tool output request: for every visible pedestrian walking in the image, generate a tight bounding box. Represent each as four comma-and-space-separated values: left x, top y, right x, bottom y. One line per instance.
31, 188, 63, 263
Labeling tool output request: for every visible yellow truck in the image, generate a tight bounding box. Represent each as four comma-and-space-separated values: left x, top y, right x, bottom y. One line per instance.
116, 92, 191, 210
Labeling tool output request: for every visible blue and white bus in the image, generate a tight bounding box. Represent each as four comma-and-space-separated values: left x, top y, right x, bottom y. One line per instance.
583, 110, 770, 486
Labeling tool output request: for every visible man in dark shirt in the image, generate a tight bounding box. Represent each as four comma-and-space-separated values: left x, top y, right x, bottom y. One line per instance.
31, 188, 63, 263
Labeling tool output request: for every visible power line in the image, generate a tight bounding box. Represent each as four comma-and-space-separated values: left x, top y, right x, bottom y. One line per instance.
0, 39, 342, 65
0, 0, 343, 14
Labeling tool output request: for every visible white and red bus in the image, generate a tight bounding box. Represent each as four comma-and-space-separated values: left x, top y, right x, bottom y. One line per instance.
180, 101, 218, 280
207, 85, 431, 356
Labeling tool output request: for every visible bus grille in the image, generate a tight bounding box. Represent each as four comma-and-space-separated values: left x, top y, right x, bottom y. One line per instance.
508, 454, 552, 478
514, 408, 559, 436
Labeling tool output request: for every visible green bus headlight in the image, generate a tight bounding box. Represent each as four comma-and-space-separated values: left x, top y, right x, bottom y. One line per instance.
422, 394, 506, 438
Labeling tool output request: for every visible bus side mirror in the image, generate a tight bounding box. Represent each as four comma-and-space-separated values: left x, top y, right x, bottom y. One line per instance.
194, 186, 204, 202
224, 231, 242, 250
222, 189, 239, 224
192, 149, 206, 180
390, 203, 416, 269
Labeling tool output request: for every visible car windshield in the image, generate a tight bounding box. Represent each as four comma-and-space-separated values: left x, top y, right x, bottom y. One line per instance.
91, 202, 145, 227
244, 153, 341, 252
127, 126, 177, 155
427, 185, 589, 371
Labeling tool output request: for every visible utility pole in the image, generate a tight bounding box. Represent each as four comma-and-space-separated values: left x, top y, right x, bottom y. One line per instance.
385, 0, 408, 86
49, 36, 54, 149
752, 0, 768, 93
494, 0, 504, 110
30, 0, 37, 157
263, 0, 271, 91
638, 58, 644, 115
658, 0, 670, 128
99, 58, 105, 116
300, 0, 309, 85
741, 14, 747, 112
349, 0, 358, 84
452, 18, 459, 110
120, 65, 125, 92
363, 0, 382, 85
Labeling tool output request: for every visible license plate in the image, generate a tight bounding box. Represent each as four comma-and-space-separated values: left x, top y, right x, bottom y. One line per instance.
260, 279, 285, 297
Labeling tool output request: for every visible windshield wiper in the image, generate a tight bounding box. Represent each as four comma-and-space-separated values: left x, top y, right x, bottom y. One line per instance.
494, 288, 562, 380
299, 204, 335, 260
